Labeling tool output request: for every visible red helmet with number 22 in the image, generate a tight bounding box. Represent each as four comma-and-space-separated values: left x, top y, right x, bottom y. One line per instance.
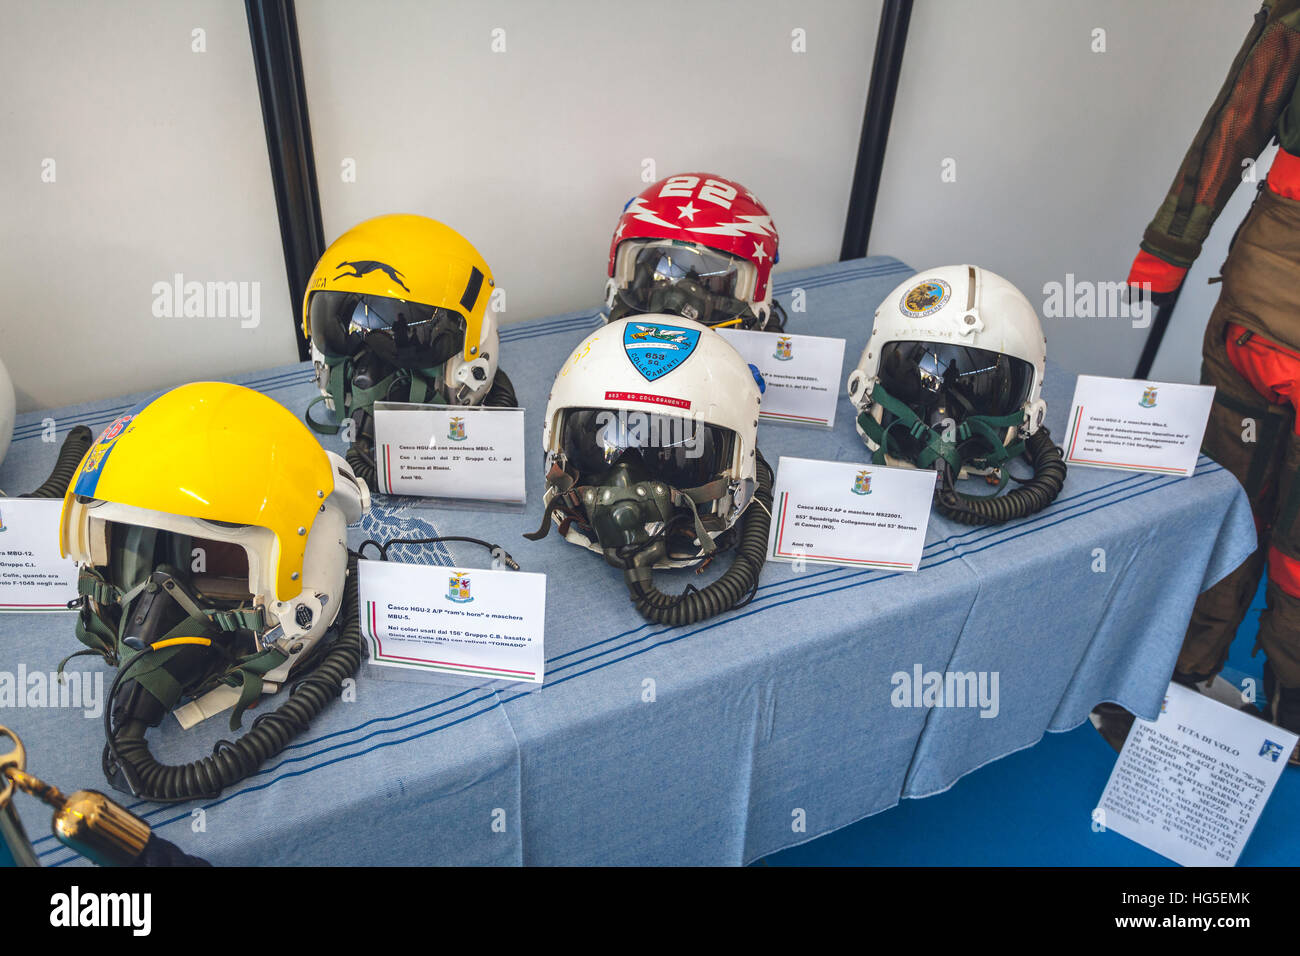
605, 172, 783, 331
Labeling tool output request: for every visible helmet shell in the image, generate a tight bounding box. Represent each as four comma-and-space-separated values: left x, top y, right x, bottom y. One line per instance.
542, 315, 762, 557
59, 382, 367, 603
847, 265, 1048, 457
303, 214, 495, 363
608, 173, 779, 304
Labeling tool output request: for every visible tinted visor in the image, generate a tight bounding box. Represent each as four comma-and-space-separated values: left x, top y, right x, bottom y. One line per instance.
878, 340, 1034, 421
619, 242, 749, 324
877, 340, 1033, 463
309, 291, 466, 368
559, 407, 733, 489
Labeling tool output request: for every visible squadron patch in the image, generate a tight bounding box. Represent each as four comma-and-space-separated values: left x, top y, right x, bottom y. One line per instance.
900, 279, 952, 318
622, 322, 702, 382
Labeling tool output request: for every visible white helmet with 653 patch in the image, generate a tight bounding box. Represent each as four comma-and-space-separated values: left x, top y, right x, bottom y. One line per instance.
527, 315, 772, 625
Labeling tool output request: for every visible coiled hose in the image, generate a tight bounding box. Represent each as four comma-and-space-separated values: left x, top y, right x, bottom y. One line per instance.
21, 426, 93, 498
483, 368, 518, 409
344, 370, 518, 493
626, 451, 773, 625
934, 427, 1067, 526
103, 556, 363, 803
345, 445, 377, 494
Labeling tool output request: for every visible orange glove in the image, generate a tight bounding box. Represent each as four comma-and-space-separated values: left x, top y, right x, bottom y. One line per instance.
1127, 249, 1187, 295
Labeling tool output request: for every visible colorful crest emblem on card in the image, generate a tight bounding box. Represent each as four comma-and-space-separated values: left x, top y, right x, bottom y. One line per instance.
448, 416, 467, 442
1139, 385, 1158, 408
773, 336, 794, 362
1260, 739, 1285, 762
446, 573, 473, 604
852, 470, 872, 496
900, 279, 951, 318
0, 506, 6, 533
623, 322, 702, 382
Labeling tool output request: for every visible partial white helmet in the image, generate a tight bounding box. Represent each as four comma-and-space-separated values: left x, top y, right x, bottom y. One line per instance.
0, 355, 12, 471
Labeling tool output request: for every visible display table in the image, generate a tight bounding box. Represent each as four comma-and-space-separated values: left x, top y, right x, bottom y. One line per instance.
0, 256, 1256, 866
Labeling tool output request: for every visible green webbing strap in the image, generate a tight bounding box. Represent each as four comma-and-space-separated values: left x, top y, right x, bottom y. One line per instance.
57, 647, 110, 677
306, 358, 402, 435
305, 395, 341, 435
408, 372, 428, 405
857, 385, 1026, 491
668, 488, 717, 554
117, 613, 221, 712
77, 575, 118, 606
304, 360, 352, 435
220, 647, 289, 731
348, 376, 395, 413
398, 368, 445, 407
67, 607, 118, 673
305, 353, 448, 437
207, 607, 265, 632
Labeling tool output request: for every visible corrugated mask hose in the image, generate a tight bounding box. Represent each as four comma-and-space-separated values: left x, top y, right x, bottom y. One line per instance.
103, 556, 363, 804
21, 426, 94, 498
624, 451, 773, 625
934, 427, 1067, 526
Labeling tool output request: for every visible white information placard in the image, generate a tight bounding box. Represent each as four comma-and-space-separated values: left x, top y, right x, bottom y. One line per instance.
0, 499, 78, 612
1062, 375, 1215, 477
717, 328, 846, 428
358, 559, 545, 684
1097, 682, 1296, 867
372, 402, 526, 501
767, 456, 935, 572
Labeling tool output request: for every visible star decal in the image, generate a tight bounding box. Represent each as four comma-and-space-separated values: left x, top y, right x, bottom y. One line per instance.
677, 201, 699, 221
752, 242, 768, 263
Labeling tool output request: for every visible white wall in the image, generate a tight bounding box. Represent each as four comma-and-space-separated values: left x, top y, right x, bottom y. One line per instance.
296, 0, 880, 323
4, 0, 1266, 412
872, 0, 1262, 385
0, 0, 297, 413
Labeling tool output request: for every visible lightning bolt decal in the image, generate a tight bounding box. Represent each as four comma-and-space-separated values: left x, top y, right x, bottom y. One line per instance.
625, 197, 681, 230
684, 214, 776, 238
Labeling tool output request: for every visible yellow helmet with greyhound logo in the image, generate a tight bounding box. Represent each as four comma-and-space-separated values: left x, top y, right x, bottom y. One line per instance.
302, 214, 494, 365
302, 215, 514, 441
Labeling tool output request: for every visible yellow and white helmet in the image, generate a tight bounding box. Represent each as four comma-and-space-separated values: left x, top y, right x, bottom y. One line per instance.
60, 382, 368, 708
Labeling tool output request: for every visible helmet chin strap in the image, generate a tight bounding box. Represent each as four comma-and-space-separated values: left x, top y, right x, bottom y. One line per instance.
858, 382, 1025, 489
67, 561, 283, 740
524, 452, 772, 627
524, 460, 721, 566
304, 351, 445, 436
857, 382, 1067, 524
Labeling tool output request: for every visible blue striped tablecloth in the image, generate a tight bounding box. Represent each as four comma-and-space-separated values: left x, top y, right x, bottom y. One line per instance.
0, 256, 1255, 866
